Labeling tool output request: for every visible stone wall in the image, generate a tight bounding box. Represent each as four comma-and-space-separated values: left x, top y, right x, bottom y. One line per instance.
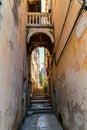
51, 0, 87, 130
0, 0, 29, 130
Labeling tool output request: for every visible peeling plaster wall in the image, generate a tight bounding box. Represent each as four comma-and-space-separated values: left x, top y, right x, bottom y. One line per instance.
52, 1, 87, 130
0, 0, 29, 130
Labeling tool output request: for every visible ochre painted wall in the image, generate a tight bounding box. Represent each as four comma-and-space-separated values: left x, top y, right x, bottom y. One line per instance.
0, 0, 29, 130
51, 0, 87, 129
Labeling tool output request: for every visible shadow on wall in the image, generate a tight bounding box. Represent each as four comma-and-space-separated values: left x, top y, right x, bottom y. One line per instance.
56, 111, 69, 130
12, 0, 21, 25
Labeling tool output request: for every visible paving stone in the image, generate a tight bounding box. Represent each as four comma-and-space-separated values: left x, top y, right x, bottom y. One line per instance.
20, 114, 63, 130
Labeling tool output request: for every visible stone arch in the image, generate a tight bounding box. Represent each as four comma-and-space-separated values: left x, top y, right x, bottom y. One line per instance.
27, 28, 54, 44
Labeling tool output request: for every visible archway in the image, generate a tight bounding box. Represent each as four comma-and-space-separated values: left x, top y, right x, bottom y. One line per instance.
27, 31, 54, 98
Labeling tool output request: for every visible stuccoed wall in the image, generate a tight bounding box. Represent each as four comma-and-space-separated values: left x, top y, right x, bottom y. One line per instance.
52, 0, 87, 129
0, 0, 29, 130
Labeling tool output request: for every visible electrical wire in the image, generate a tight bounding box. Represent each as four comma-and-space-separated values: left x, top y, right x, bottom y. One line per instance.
54, 0, 73, 54
54, 0, 85, 66
78, 0, 84, 5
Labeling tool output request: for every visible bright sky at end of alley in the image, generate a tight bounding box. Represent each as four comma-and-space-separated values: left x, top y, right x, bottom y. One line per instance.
41, 0, 45, 12
39, 47, 44, 70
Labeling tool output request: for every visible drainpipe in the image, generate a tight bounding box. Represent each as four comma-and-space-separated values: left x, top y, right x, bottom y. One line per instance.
53, 0, 87, 66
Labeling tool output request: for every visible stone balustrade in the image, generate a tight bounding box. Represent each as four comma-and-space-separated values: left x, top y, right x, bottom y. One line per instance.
27, 12, 53, 27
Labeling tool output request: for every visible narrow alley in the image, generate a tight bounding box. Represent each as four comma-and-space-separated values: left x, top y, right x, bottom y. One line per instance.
19, 88, 63, 130
0, 0, 87, 130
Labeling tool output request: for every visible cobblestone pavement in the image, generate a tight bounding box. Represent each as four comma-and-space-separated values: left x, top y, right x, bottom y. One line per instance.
20, 113, 63, 130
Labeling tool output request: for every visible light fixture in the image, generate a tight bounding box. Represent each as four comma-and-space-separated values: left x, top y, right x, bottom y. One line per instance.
78, 0, 87, 10
84, 0, 87, 10
0, 1, 2, 5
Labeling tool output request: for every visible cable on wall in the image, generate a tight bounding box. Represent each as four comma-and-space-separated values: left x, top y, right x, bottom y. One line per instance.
52, 0, 87, 66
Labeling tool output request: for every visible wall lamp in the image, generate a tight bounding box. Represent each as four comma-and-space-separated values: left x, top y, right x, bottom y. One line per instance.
0, 0, 2, 5
84, 0, 87, 10
0, 2, 1, 5
78, 0, 87, 10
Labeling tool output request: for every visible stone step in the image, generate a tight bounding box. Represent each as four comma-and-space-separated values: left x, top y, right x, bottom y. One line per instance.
33, 93, 48, 96
30, 104, 52, 109
31, 103, 51, 107
31, 99, 50, 103
30, 102, 53, 112
32, 96, 49, 100
30, 92, 53, 114
30, 106, 52, 111
30, 109, 53, 114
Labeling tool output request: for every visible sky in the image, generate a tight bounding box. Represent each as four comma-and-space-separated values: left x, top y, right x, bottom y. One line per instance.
41, 0, 45, 12
39, 47, 44, 70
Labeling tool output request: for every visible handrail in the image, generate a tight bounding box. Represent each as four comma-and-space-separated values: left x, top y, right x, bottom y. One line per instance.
26, 12, 53, 27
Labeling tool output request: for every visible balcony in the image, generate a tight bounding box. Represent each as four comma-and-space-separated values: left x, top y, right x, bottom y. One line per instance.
26, 12, 53, 28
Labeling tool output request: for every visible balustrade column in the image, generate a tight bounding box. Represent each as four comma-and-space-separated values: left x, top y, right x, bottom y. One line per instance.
36, 15, 37, 24
45, 14, 48, 24
39, 14, 41, 24
33, 15, 34, 24
41, 14, 43, 24
29, 15, 31, 24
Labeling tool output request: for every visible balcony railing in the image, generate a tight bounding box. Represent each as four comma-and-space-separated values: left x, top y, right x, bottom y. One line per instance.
26, 12, 53, 27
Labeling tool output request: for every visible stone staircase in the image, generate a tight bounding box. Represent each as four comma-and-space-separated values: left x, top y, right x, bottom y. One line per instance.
29, 89, 53, 114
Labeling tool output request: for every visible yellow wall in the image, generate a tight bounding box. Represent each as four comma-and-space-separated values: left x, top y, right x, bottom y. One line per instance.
51, 0, 87, 129
0, 0, 29, 130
